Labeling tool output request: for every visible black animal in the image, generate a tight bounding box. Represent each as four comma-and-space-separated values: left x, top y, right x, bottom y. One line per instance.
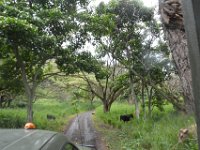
47, 114, 56, 120
120, 114, 133, 122
0, 95, 13, 108
16, 102, 27, 108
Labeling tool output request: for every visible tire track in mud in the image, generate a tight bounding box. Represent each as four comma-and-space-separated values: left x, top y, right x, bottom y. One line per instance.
64, 112, 97, 150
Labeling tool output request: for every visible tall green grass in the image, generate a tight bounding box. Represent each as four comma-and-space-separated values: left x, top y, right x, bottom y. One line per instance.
33, 98, 76, 131
0, 98, 98, 132
94, 103, 197, 150
95, 103, 134, 128
0, 109, 26, 128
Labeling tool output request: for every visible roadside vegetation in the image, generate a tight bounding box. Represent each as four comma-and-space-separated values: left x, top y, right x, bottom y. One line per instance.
94, 103, 197, 150
0, 97, 98, 131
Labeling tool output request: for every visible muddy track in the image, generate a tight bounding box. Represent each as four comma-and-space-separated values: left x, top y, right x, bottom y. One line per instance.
64, 111, 107, 150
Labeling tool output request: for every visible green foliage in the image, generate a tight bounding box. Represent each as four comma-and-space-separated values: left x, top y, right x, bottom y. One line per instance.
57, 51, 108, 81
94, 103, 197, 150
77, 52, 107, 80
0, 16, 37, 46
151, 90, 167, 112
113, 73, 129, 89
0, 59, 23, 93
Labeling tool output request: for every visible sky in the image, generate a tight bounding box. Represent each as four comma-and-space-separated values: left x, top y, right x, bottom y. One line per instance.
141, 0, 158, 7
90, 0, 158, 8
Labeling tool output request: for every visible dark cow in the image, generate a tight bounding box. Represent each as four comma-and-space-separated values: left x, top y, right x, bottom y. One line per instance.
0, 95, 13, 108
120, 114, 133, 122
47, 114, 56, 120
16, 102, 27, 108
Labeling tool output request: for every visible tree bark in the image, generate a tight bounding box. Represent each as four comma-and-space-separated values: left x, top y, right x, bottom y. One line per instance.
27, 93, 34, 122
159, 0, 194, 113
166, 29, 194, 113
103, 101, 111, 113
130, 74, 140, 119
147, 87, 153, 117
29, 0, 32, 8
141, 80, 146, 117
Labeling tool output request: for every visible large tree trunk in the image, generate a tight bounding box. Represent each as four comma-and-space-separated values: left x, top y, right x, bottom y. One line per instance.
166, 29, 194, 113
159, 0, 194, 113
103, 101, 111, 113
13, 46, 35, 122
27, 93, 34, 122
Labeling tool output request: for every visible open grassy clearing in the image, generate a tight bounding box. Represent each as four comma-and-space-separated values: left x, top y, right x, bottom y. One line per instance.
93, 103, 197, 150
0, 98, 100, 132
0, 75, 99, 131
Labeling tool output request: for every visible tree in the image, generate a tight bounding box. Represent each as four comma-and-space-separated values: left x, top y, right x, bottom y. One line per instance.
83, 63, 128, 113
159, 0, 194, 113
0, 0, 88, 122
89, 0, 157, 118
133, 45, 175, 116
58, 51, 128, 112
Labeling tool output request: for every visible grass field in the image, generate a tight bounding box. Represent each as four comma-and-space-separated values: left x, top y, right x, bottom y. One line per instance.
0, 98, 99, 132
0, 76, 101, 131
93, 103, 197, 150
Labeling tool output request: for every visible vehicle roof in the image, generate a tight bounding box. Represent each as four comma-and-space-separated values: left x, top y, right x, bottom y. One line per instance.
0, 129, 68, 150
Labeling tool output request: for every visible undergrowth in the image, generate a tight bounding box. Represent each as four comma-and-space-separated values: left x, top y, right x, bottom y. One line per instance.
94, 103, 197, 150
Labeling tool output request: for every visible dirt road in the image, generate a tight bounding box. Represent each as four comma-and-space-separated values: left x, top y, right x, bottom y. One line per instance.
64, 112, 107, 150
